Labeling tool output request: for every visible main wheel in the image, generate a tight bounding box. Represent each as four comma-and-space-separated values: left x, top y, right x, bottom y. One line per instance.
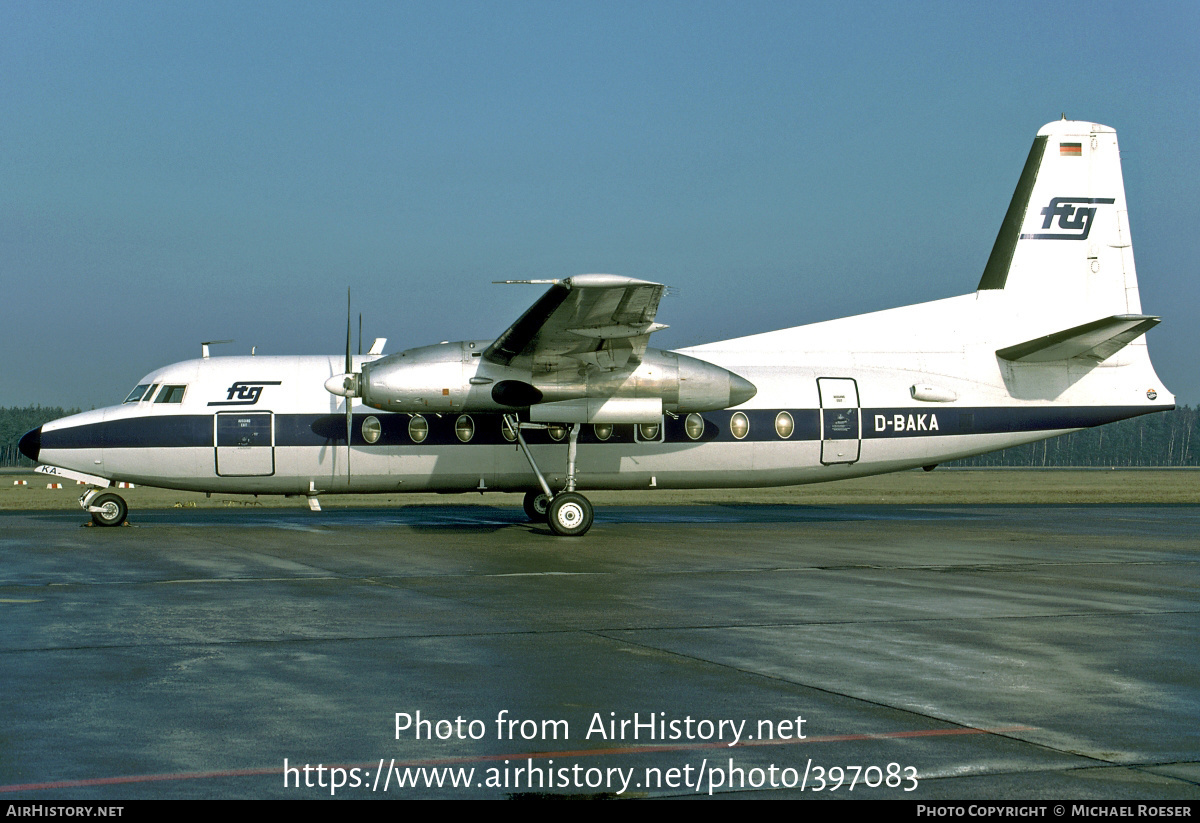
546, 492, 593, 537
522, 490, 550, 522
90, 493, 128, 527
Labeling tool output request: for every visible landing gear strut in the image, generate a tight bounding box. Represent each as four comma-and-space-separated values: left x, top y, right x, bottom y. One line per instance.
506, 414, 595, 537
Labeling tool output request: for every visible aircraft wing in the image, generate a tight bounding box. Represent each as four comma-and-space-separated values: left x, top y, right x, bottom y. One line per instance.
483, 274, 668, 372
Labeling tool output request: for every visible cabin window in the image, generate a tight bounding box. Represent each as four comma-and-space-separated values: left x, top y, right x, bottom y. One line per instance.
154, 385, 187, 404
593, 423, 613, 441
455, 415, 475, 442
636, 421, 662, 442
361, 416, 382, 444
501, 417, 517, 442
730, 412, 749, 440
547, 424, 567, 442
124, 384, 151, 403
684, 413, 705, 440
775, 411, 794, 439
408, 415, 429, 443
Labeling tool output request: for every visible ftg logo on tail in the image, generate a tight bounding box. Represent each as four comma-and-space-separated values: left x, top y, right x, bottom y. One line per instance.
1021, 197, 1115, 241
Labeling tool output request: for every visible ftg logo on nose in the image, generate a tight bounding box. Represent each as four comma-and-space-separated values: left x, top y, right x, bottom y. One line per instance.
208, 381, 282, 406
1021, 197, 1116, 241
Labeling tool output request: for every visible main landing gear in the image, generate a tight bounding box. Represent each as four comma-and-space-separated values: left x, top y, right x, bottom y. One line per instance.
522, 490, 551, 521
80, 488, 128, 527
507, 415, 595, 537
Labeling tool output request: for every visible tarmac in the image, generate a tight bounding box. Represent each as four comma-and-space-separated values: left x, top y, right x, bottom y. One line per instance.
1, 502, 1197, 799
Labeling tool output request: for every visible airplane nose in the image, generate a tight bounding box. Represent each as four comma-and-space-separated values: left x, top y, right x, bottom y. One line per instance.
729, 373, 757, 407
18, 426, 41, 462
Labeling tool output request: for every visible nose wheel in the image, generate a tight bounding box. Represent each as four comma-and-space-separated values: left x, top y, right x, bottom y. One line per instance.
84, 491, 128, 527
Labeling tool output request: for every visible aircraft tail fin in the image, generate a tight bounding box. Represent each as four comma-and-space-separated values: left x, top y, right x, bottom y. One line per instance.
978, 119, 1142, 316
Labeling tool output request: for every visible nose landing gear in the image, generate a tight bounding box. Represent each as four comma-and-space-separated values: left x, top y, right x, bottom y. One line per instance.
81, 489, 128, 527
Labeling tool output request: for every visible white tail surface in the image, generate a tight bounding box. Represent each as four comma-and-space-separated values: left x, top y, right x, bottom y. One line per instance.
979, 119, 1141, 317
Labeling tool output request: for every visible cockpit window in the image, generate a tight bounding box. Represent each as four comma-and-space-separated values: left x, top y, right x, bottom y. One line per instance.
154, 385, 187, 404
124, 384, 152, 403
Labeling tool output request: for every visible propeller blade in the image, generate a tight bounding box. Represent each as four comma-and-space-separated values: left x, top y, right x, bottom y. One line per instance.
346, 400, 353, 478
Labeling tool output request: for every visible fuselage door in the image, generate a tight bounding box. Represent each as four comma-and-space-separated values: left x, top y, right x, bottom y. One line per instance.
215, 412, 275, 477
817, 377, 860, 465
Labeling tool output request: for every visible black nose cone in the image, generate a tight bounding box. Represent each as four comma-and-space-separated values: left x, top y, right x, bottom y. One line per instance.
18, 427, 41, 462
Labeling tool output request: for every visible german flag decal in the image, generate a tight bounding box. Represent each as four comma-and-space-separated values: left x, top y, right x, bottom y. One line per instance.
1060, 142, 1082, 156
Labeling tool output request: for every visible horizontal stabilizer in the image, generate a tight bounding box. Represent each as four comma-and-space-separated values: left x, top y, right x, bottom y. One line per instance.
996, 314, 1159, 363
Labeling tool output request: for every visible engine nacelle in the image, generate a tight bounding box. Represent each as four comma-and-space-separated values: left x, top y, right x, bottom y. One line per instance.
359, 341, 477, 412
530, 349, 756, 414
356, 341, 756, 417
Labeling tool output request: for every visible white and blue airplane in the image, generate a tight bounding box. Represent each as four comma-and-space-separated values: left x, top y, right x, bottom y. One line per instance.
20, 119, 1173, 535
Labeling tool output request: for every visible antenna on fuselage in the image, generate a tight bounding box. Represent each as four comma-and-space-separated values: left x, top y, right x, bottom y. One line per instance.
201, 340, 234, 358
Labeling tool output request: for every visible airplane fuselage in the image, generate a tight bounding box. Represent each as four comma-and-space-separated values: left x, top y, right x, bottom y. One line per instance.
26, 291, 1170, 498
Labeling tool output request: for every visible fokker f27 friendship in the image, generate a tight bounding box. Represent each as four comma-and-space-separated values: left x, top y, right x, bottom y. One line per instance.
20, 120, 1173, 535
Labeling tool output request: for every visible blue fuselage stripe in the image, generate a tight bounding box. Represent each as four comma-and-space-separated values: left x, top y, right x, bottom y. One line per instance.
36, 406, 1163, 451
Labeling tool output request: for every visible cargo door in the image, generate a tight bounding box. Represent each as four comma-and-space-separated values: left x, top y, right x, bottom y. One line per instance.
215, 412, 275, 476
818, 377, 860, 465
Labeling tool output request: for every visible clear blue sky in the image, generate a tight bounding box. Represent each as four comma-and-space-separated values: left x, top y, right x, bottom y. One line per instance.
3, 1, 1198, 407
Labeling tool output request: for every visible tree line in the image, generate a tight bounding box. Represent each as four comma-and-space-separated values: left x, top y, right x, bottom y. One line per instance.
947, 405, 1198, 467
1, 404, 1197, 468
0, 406, 81, 467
